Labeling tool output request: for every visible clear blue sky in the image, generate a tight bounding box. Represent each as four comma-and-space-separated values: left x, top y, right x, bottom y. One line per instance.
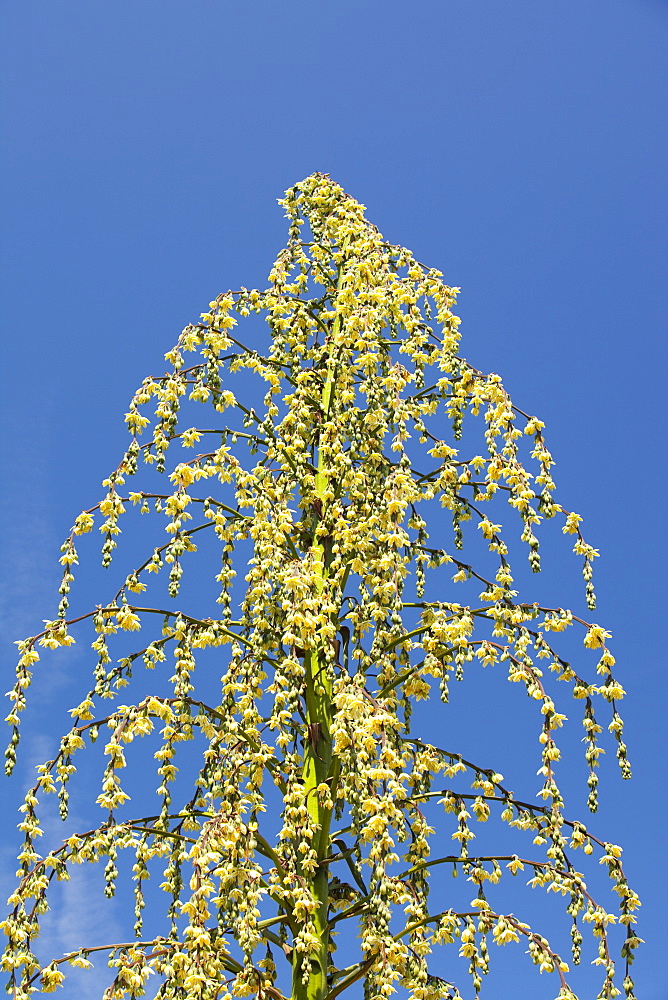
1, 2, 666, 998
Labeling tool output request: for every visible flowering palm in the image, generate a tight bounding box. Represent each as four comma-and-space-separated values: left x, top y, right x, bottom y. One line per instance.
3, 174, 640, 1000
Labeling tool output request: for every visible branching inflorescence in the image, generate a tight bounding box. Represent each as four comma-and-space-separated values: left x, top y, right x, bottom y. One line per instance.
3, 174, 640, 1000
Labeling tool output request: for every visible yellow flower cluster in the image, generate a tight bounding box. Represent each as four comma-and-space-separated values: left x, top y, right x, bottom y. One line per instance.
3, 174, 637, 1000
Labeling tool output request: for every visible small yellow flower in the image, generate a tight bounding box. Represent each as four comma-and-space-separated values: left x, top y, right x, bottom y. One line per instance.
584, 625, 612, 649
116, 608, 141, 631
73, 512, 95, 534
170, 464, 196, 487
562, 511, 583, 534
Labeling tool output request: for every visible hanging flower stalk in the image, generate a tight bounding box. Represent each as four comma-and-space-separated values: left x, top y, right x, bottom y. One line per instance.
3, 174, 640, 1000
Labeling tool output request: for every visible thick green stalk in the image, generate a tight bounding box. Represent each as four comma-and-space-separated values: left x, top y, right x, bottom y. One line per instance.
292, 259, 346, 1000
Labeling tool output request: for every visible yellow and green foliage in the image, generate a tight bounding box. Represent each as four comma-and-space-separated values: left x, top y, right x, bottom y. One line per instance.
3, 174, 640, 1000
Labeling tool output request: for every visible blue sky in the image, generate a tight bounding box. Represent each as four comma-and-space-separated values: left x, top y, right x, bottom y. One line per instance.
1, 1, 666, 998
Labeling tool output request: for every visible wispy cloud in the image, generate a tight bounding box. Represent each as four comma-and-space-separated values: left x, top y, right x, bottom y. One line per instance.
37, 864, 124, 1000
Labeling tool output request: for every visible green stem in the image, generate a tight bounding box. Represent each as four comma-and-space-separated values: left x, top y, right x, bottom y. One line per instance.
292, 247, 348, 1000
